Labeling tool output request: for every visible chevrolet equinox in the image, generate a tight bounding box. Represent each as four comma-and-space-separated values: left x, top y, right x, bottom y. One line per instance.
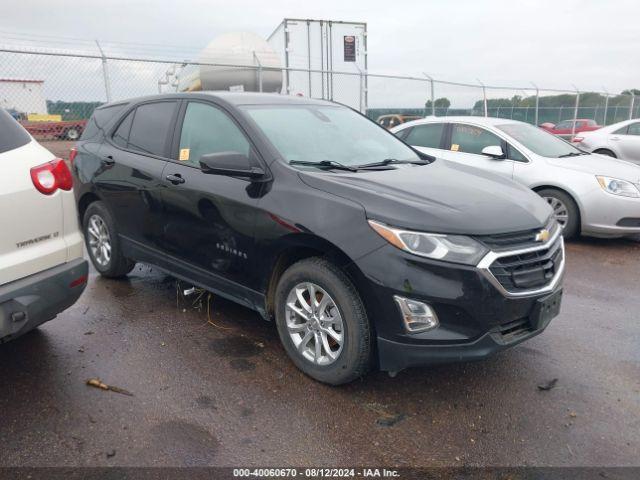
72, 93, 564, 385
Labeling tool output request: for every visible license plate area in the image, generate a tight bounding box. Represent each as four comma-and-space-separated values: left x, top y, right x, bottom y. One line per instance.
531, 289, 562, 330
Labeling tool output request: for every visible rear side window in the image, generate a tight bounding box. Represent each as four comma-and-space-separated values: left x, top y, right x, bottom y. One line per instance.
0, 108, 31, 154
627, 123, 640, 136
404, 123, 444, 149
112, 110, 134, 148
178, 102, 250, 167
450, 124, 503, 155
125, 101, 177, 157
80, 103, 127, 140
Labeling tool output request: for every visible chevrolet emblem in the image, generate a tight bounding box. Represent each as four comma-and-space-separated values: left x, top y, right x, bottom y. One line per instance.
535, 229, 550, 242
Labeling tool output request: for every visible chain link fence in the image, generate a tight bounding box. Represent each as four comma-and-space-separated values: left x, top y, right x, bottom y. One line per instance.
1, 46, 638, 143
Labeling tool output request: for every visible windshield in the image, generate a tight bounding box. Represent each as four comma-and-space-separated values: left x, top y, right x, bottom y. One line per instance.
497, 123, 583, 158
241, 104, 420, 167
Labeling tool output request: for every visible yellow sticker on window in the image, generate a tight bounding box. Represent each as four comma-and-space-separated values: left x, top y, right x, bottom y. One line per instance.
179, 148, 190, 161
451, 143, 460, 152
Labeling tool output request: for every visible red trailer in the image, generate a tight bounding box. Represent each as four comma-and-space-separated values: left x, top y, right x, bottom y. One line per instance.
20, 119, 87, 141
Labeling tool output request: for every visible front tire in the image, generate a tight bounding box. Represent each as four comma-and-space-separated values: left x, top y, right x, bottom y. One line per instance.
537, 188, 580, 239
83, 201, 135, 278
274, 258, 372, 385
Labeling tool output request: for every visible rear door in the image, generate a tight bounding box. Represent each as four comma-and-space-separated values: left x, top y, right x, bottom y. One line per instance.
96, 100, 179, 249
0, 110, 67, 285
437, 123, 514, 178
614, 122, 640, 161
400, 122, 446, 157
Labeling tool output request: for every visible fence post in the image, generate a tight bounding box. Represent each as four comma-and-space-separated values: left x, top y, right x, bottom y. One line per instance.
95, 40, 112, 102
423, 73, 435, 117
531, 83, 539, 126
477, 79, 488, 117
571, 85, 580, 141
602, 87, 609, 126
629, 94, 635, 120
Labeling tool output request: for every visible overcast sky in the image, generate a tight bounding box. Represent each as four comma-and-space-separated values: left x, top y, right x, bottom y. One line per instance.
1, 0, 638, 106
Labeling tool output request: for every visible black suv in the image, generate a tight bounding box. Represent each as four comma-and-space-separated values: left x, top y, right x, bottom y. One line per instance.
72, 93, 564, 385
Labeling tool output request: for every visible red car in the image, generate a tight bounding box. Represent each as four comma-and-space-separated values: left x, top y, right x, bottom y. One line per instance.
539, 119, 601, 141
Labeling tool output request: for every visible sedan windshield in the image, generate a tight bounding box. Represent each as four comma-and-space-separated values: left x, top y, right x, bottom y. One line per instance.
497, 123, 584, 158
241, 104, 421, 168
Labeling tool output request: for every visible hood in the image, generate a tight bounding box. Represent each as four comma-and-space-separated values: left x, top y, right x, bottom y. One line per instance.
547, 153, 640, 181
299, 159, 551, 235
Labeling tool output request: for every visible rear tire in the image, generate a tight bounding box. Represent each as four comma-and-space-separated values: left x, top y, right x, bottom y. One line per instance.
274, 257, 372, 385
594, 148, 616, 158
537, 188, 580, 239
83, 201, 135, 278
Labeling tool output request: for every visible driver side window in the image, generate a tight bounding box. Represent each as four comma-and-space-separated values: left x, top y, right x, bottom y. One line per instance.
178, 102, 250, 167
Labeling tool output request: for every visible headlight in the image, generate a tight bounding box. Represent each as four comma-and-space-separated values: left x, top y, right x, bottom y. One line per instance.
368, 220, 488, 265
596, 176, 640, 198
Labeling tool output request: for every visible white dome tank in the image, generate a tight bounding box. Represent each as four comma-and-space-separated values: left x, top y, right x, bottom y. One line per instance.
180, 32, 283, 92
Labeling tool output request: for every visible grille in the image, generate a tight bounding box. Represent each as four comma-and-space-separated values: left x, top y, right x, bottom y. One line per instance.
476, 220, 558, 251
489, 238, 563, 292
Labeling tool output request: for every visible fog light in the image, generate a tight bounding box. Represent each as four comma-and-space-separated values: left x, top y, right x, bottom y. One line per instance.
393, 295, 439, 333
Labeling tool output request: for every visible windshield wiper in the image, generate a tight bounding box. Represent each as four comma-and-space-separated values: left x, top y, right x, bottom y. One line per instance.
288, 160, 358, 172
356, 158, 430, 169
558, 152, 587, 158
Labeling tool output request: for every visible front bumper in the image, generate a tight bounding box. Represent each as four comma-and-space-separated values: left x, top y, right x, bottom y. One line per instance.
0, 258, 88, 342
580, 187, 640, 237
354, 238, 564, 373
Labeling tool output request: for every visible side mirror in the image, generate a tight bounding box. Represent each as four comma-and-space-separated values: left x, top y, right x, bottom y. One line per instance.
199, 151, 265, 179
481, 145, 505, 159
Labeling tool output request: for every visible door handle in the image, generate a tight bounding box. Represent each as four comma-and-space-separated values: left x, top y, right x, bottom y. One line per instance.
610, 136, 620, 141
102, 155, 115, 166
166, 173, 185, 185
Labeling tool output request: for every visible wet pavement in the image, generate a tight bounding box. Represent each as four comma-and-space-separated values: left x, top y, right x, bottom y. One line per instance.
0, 237, 639, 467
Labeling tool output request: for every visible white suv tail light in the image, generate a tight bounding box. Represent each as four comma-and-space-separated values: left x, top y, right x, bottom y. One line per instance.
30, 158, 73, 195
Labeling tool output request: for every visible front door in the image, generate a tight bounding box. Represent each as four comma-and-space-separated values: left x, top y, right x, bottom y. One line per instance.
437, 123, 514, 179
159, 100, 262, 295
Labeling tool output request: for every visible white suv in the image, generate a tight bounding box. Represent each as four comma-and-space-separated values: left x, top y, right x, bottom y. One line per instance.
0, 108, 87, 343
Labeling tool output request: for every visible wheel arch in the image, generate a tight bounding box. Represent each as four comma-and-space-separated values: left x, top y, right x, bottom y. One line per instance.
77, 191, 103, 222
263, 234, 375, 323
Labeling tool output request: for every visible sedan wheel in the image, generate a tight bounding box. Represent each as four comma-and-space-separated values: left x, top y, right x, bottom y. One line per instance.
537, 188, 579, 239
543, 196, 569, 229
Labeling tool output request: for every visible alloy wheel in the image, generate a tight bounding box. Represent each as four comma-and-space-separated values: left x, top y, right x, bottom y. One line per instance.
87, 214, 112, 267
543, 196, 569, 228
285, 282, 344, 366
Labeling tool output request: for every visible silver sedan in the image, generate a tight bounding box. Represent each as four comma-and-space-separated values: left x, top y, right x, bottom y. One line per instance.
575, 119, 640, 164
391, 116, 640, 239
